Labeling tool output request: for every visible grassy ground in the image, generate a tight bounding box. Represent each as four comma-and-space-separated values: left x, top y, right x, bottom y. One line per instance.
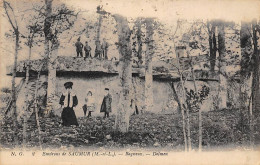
1, 109, 259, 151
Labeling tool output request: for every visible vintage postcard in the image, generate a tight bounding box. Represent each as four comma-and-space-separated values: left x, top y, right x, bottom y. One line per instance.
0, 0, 260, 164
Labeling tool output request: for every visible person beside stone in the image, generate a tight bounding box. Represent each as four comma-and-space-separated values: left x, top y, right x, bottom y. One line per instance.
94, 40, 102, 58
38, 82, 48, 117
100, 88, 112, 119
131, 98, 139, 115
75, 38, 83, 58
101, 38, 109, 59
84, 41, 92, 59
82, 104, 87, 117
84, 90, 95, 118
59, 82, 79, 126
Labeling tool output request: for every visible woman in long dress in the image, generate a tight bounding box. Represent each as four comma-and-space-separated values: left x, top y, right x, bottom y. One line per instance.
59, 82, 79, 126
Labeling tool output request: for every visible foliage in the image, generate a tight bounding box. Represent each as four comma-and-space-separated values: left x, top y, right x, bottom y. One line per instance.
1, 87, 11, 94
185, 85, 210, 113
0, 109, 257, 150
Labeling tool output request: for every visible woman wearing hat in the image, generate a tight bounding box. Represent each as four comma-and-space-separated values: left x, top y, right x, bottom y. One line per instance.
59, 82, 79, 126
83, 90, 95, 118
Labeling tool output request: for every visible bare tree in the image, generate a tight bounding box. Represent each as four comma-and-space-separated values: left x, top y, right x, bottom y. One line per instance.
113, 14, 132, 132
134, 18, 144, 66
44, 0, 52, 60
239, 21, 253, 145
251, 19, 260, 116
217, 21, 228, 109
170, 82, 181, 114
44, 0, 53, 115
144, 18, 155, 112
34, 65, 44, 149
207, 20, 217, 72
186, 48, 200, 151
22, 18, 42, 148
96, 5, 103, 42
250, 19, 260, 146
175, 53, 189, 151
41, 0, 78, 115
163, 19, 190, 151
3, 0, 20, 146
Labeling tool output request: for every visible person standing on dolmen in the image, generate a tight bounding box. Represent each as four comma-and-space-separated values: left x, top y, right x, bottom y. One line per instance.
101, 38, 109, 59
59, 82, 79, 126
100, 88, 112, 119
75, 37, 83, 57
84, 41, 92, 59
94, 40, 102, 58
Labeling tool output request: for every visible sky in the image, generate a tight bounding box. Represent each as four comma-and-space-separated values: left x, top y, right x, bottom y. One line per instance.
66, 0, 260, 22
0, 0, 260, 88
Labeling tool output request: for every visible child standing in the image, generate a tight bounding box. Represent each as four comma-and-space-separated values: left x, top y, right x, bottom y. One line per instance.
85, 91, 95, 118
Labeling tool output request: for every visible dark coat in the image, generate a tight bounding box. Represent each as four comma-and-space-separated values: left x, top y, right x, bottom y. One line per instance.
59, 92, 79, 126
75, 41, 83, 52
59, 92, 78, 108
100, 94, 112, 113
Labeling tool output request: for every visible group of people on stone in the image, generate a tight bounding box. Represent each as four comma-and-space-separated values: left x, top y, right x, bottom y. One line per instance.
75, 37, 109, 60
59, 81, 112, 126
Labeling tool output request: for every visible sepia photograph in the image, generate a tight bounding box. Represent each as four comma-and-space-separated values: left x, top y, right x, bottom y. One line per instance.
0, 0, 260, 164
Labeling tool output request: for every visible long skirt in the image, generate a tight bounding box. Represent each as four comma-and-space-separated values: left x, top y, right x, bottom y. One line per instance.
62, 107, 79, 126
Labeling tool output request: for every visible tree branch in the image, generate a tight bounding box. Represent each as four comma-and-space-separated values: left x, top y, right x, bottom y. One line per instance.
3, 1, 18, 31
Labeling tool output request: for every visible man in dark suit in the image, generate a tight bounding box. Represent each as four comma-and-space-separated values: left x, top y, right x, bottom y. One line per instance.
59, 82, 79, 126
84, 41, 92, 59
75, 38, 83, 57
101, 38, 109, 59
94, 40, 102, 58
100, 88, 112, 119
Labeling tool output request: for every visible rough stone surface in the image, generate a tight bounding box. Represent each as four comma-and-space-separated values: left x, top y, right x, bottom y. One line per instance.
6, 55, 227, 81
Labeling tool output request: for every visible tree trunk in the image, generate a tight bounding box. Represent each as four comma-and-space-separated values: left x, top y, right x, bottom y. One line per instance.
217, 23, 227, 109
185, 103, 192, 151
144, 18, 154, 112
180, 75, 189, 151
44, 0, 52, 58
208, 23, 217, 72
96, 14, 102, 42
22, 45, 32, 148
44, 0, 54, 115
208, 22, 213, 72
186, 47, 201, 151
11, 30, 19, 146
250, 20, 259, 146
239, 21, 252, 140
46, 41, 58, 115
170, 82, 181, 114
132, 78, 139, 114
136, 20, 143, 65
175, 49, 188, 151
113, 14, 132, 132
3, 1, 19, 146
252, 20, 260, 116
34, 71, 42, 149
212, 25, 217, 71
